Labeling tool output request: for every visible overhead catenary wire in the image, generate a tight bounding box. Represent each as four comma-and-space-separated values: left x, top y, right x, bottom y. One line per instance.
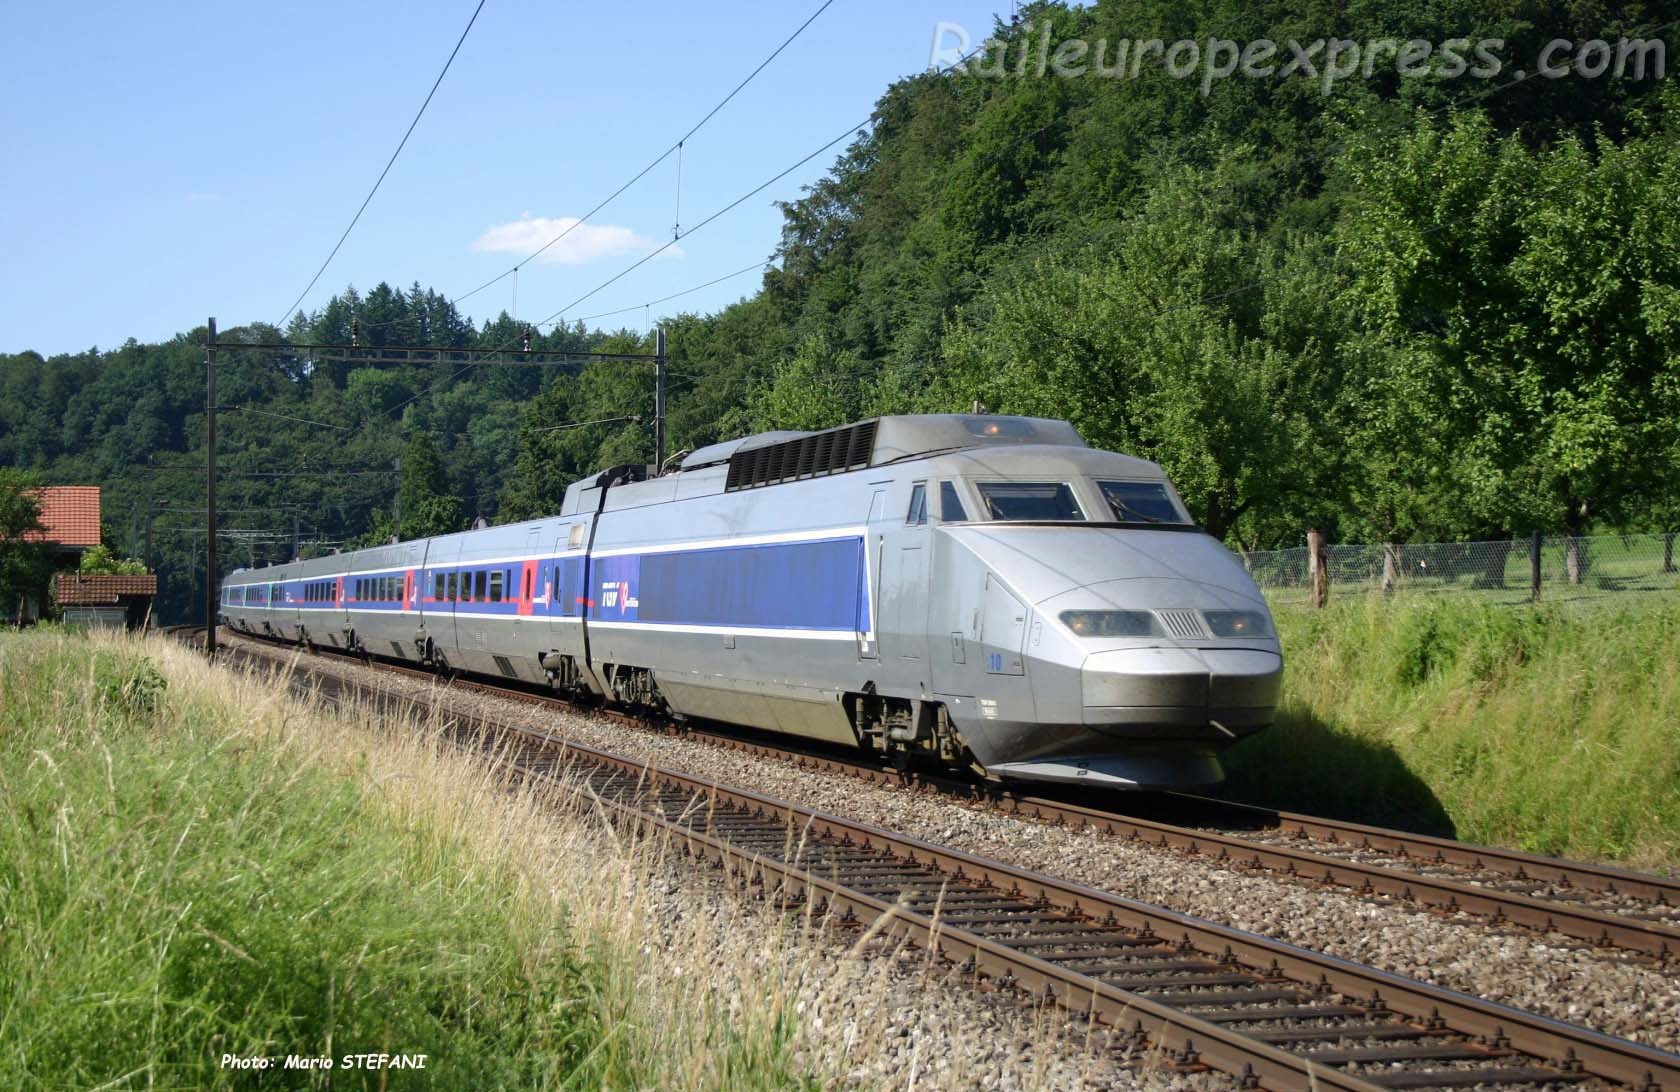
372, 42, 994, 425
438, 0, 834, 315
274, 0, 489, 328
533, 413, 644, 433
530, 118, 865, 326
228, 405, 353, 432
575, 259, 771, 323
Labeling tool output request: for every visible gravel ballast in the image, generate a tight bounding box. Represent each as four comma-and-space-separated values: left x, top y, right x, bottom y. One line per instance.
228, 636, 1680, 1053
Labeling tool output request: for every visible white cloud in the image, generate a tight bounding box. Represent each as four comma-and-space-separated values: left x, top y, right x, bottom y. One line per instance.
471, 215, 681, 265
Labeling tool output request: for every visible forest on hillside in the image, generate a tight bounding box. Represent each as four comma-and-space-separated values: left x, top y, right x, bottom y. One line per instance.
2, 0, 1677, 623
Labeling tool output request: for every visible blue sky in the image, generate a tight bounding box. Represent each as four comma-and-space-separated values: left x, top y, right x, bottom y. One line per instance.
1, 0, 1006, 356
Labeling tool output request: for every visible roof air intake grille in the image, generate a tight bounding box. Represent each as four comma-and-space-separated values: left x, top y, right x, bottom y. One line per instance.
725, 420, 878, 492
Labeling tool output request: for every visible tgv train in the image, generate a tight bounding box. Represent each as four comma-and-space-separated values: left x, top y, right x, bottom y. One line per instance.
220, 415, 1282, 788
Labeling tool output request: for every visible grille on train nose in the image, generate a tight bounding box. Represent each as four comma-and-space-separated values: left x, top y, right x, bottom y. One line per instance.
1156, 609, 1206, 639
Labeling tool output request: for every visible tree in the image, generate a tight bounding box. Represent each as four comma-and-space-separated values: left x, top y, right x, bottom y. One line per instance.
748, 337, 870, 432
1336, 113, 1680, 572
396, 434, 462, 540
0, 470, 50, 622
78, 544, 148, 575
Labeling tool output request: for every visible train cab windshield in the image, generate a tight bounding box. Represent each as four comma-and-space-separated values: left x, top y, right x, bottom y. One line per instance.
973, 479, 1193, 525
977, 482, 1084, 521
1096, 481, 1190, 525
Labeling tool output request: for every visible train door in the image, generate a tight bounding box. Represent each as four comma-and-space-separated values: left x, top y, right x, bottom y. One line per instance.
514, 528, 540, 642
549, 522, 586, 640
858, 491, 886, 659
872, 481, 932, 670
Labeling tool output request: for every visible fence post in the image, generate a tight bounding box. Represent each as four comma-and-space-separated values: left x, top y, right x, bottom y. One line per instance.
1307, 529, 1329, 608
1381, 543, 1400, 594
1530, 530, 1543, 602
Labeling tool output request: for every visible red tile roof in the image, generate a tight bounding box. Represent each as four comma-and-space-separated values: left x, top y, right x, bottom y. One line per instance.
55, 573, 158, 605
25, 486, 101, 547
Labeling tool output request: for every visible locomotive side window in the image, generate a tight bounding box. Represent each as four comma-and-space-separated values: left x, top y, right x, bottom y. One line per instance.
475, 571, 487, 601
489, 570, 504, 603
434, 573, 444, 600
1096, 480, 1189, 525
446, 573, 458, 601
977, 482, 1085, 521
905, 483, 928, 526
938, 481, 968, 522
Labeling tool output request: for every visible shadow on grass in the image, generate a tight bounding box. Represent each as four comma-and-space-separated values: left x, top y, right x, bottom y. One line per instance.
1215, 707, 1457, 839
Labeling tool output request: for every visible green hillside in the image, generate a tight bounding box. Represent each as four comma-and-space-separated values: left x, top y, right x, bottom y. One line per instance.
3, 0, 1677, 622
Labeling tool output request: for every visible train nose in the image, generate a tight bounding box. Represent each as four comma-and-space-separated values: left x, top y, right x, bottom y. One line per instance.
1080, 647, 1283, 734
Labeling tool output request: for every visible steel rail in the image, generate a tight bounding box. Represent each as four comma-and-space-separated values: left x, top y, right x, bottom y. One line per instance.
213, 627, 1680, 961
1164, 792, 1680, 906
202, 631, 1680, 1092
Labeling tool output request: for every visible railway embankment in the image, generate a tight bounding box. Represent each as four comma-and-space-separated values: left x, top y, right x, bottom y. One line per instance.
0, 628, 1162, 1090
1226, 596, 1680, 868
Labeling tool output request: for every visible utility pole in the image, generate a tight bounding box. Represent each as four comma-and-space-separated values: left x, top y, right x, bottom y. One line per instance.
143, 473, 154, 570
292, 509, 301, 561
653, 325, 667, 471
205, 317, 218, 658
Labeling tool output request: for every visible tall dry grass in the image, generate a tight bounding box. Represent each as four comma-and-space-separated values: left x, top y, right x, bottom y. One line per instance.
2, 629, 1140, 1090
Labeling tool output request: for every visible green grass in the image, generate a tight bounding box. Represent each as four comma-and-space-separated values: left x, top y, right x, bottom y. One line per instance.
0, 631, 816, 1090
1222, 595, 1680, 868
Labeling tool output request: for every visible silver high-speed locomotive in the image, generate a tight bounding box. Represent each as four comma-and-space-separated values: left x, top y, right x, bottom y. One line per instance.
221, 414, 1282, 788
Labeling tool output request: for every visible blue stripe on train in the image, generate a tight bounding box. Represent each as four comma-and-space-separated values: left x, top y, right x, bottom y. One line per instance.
226, 536, 874, 633
589, 536, 868, 632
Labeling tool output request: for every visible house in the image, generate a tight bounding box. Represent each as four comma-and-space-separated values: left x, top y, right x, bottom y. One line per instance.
18, 486, 102, 623
55, 572, 160, 630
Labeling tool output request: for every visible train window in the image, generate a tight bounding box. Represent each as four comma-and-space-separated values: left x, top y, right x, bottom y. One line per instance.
905, 483, 928, 526
447, 573, 458, 601
433, 573, 444, 600
938, 481, 968, 522
977, 482, 1085, 522
1096, 480, 1189, 525
568, 524, 585, 549
474, 571, 487, 601
489, 570, 503, 603
523, 569, 532, 600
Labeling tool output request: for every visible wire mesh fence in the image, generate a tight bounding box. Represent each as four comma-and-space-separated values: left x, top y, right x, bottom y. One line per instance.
1246, 533, 1680, 607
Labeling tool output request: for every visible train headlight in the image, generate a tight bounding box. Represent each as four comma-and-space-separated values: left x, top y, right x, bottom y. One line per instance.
1202, 610, 1271, 638
1058, 610, 1163, 637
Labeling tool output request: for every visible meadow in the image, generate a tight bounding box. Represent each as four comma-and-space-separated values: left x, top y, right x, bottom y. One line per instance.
1226, 594, 1680, 869
0, 630, 820, 1091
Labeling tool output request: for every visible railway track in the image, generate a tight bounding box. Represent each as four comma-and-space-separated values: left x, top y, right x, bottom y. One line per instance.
198, 626, 1680, 963
183, 627, 1680, 1091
